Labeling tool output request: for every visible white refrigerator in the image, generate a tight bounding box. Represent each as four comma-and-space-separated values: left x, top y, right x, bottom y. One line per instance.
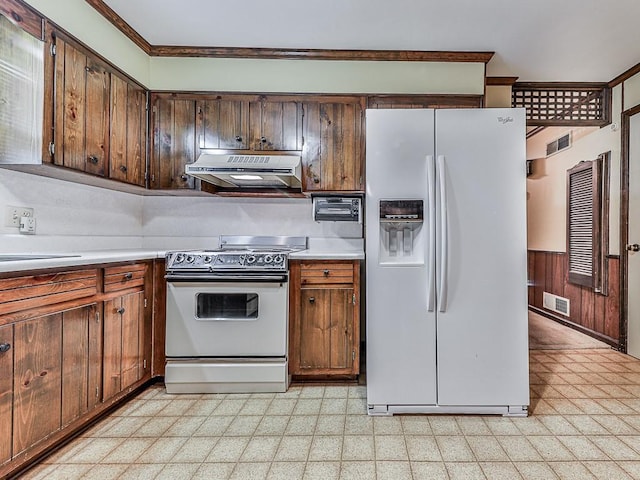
365, 108, 529, 416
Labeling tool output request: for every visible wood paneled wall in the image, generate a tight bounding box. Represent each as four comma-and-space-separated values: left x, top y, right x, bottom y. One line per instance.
528, 250, 621, 347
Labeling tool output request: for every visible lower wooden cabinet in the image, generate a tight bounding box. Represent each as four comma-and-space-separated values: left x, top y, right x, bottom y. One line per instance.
289, 260, 360, 377
0, 324, 14, 465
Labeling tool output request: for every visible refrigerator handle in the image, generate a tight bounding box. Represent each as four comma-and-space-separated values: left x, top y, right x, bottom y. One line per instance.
437, 155, 448, 312
426, 155, 436, 312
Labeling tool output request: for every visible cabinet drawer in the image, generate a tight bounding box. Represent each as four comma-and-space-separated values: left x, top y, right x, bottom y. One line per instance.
104, 264, 146, 292
300, 262, 354, 285
0, 270, 98, 317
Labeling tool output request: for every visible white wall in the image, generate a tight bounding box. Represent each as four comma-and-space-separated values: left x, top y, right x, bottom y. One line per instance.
624, 71, 640, 111
0, 169, 144, 252
526, 84, 622, 254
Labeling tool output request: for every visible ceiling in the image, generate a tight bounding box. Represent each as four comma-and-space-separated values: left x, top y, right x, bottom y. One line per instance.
100, 0, 640, 83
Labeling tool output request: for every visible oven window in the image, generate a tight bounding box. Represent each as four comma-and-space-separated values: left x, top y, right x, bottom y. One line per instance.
195, 293, 259, 320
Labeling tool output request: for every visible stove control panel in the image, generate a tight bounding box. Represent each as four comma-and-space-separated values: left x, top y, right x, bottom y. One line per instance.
166, 251, 288, 271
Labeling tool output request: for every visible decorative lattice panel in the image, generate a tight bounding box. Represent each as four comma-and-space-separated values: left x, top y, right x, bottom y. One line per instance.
512, 83, 610, 126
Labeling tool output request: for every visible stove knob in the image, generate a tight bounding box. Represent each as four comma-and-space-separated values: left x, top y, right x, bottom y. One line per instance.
203, 255, 212, 263
174, 253, 185, 263
246, 255, 256, 264
186, 255, 195, 263
273, 254, 284, 265
264, 254, 273, 264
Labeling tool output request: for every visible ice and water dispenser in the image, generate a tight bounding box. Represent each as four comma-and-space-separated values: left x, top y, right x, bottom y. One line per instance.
378, 200, 424, 264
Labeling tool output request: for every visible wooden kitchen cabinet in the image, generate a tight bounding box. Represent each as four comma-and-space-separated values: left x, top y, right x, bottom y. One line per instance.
50, 35, 148, 187
0, 324, 13, 465
249, 97, 303, 151
289, 260, 360, 377
103, 263, 150, 401
198, 95, 250, 150
150, 94, 197, 189
302, 97, 365, 192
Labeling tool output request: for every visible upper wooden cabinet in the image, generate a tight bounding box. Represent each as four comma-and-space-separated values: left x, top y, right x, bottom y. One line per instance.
302, 97, 365, 192
198, 96, 249, 150
49, 35, 147, 187
150, 94, 197, 189
249, 97, 302, 151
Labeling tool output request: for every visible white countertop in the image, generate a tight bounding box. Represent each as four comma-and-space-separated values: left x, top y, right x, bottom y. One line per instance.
290, 249, 364, 260
0, 250, 163, 274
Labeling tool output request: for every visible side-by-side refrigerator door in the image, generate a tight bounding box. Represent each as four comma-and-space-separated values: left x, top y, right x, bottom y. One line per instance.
434, 108, 529, 408
365, 109, 438, 409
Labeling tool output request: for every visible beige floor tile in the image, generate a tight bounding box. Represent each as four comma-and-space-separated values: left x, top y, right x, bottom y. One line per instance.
308, 435, 343, 461
591, 436, 640, 460
527, 435, 576, 461
583, 461, 634, 480
375, 434, 409, 460
456, 416, 492, 435
265, 398, 297, 415
564, 415, 610, 435
445, 462, 487, 480
619, 461, 640, 478
99, 437, 155, 463
324, 386, 349, 398
240, 436, 282, 462
483, 417, 520, 436
274, 435, 313, 461
496, 436, 543, 462
97, 416, 149, 438
53, 437, 123, 464
376, 460, 412, 480
135, 436, 187, 463
514, 417, 553, 435
569, 398, 611, 415
239, 398, 273, 415
320, 398, 348, 415
514, 461, 560, 480
480, 462, 524, 480
619, 435, 640, 455
170, 436, 218, 462
285, 414, 318, 435
557, 436, 608, 461
229, 462, 271, 480
82, 464, 128, 480
346, 398, 367, 415
429, 416, 462, 435
255, 415, 290, 436
344, 415, 374, 435
536, 415, 580, 435
193, 415, 234, 436
293, 398, 323, 415
347, 386, 366, 399
342, 435, 375, 461
339, 461, 376, 480
193, 462, 235, 480
160, 399, 197, 416
212, 399, 248, 416
206, 436, 251, 462
401, 416, 432, 435
184, 398, 222, 416
593, 415, 639, 435
155, 463, 200, 480
225, 415, 262, 436
125, 399, 168, 417
410, 461, 449, 480
119, 463, 165, 480
466, 435, 510, 461
316, 415, 346, 435
303, 461, 341, 480
164, 415, 207, 437
405, 435, 441, 461
373, 416, 403, 434
550, 461, 597, 480
267, 462, 306, 480
435, 435, 475, 462
299, 386, 326, 398
132, 415, 179, 437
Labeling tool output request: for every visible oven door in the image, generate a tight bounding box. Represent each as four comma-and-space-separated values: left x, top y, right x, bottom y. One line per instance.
166, 276, 288, 358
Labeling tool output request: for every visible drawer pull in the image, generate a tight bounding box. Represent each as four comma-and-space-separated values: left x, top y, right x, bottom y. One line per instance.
116, 307, 125, 315
0, 343, 10, 353
323, 270, 330, 276
309, 297, 315, 303
124, 272, 133, 280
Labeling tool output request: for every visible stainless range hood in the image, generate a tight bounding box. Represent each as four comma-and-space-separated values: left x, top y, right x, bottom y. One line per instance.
186, 153, 302, 188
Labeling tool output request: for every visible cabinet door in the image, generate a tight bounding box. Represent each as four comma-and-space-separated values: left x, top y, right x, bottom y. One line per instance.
150, 95, 196, 189
54, 38, 110, 176
299, 288, 355, 371
302, 100, 364, 191
198, 97, 248, 149
110, 75, 146, 186
249, 100, 302, 150
13, 314, 62, 456
121, 291, 144, 390
103, 298, 122, 401
0, 324, 13, 465
61, 305, 101, 426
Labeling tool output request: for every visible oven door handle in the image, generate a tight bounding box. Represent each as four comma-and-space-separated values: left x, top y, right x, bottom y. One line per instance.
165, 274, 288, 283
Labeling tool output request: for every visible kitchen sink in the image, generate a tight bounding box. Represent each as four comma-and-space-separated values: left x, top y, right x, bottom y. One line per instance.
0, 254, 80, 262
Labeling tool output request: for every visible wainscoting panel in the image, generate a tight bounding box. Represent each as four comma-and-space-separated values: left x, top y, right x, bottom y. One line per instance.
527, 250, 621, 347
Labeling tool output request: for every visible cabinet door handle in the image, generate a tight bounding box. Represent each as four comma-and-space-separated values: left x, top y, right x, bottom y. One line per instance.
124, 272, 133, 280
88, 155, 99, 164
180, 174, 188, 181
309, 297, 315, 303
323, 269, 330, 276
119, 165, 127, 173
260, 136, 267, 143
0, 343, 10, 353
235, 135, 243, 142
116, 307, 125, 315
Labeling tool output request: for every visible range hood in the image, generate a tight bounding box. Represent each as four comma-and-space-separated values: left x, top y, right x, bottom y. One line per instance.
186, 153, 302, 188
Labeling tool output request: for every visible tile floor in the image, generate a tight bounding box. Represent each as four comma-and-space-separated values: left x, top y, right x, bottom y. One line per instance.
20, 348, 640, 480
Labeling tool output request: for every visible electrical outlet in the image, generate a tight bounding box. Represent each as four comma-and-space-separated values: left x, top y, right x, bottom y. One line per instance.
4, 206, 34, 227
19, 216, 36, 235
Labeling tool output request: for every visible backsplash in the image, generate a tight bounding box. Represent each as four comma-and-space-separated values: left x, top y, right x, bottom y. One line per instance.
0, 169, 363, 252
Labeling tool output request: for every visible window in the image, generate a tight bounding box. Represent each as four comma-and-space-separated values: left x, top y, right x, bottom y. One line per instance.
0, 14, 44, 164
566, 152, 610, 292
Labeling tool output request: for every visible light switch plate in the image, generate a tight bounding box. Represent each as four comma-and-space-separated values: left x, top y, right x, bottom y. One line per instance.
5, 206, 34, 227
19, 216, 36, 234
